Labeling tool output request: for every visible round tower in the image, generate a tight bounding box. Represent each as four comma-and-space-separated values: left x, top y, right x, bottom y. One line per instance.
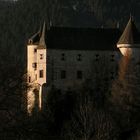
117, 16, 140, 60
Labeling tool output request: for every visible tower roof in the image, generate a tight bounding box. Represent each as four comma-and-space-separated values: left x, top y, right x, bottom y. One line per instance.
117, 16, 140, 46
37, 22, 46, 49
46, 27, 121, 51
28, 31, 41, 45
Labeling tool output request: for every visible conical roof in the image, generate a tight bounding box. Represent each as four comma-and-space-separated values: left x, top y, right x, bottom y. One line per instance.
117, 16, 140, 47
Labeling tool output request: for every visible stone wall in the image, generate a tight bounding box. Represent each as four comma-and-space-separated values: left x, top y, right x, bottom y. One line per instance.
46, 49, 121, 90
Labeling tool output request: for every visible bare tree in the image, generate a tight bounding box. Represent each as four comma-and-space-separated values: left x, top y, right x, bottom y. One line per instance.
62, 86, 117, 140
0, 53, 28, 138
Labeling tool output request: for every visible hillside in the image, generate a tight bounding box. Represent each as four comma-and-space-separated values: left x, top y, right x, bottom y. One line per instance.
0, 0, 140, 63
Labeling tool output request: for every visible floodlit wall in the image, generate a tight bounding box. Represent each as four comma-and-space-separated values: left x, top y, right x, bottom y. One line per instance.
37, 49, 47, 86
27, 44, 38, 83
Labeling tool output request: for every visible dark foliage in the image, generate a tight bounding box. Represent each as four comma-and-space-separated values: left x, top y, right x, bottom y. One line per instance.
0, 0, 140, 139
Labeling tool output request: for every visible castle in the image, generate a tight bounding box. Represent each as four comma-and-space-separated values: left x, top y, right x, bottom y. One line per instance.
27, 16, 140, 113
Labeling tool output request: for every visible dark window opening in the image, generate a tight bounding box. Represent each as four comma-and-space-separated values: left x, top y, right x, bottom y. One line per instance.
96, 54, 99, 57
95, 54, 99, 61
34, 49, 37, 53
77, 71, 83, 79
39, 70, 43, 78
111, 54, 115, 62
77, 54, 82, 61
32, 63, 37, 70
40, 54, 43, 59
61, 53, 65, 61
35, 74, 37, 80
61, 70, 66, 79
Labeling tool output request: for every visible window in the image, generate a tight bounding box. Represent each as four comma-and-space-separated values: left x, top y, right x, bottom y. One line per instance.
39, 70, 43, 78
95, 54, 99, 61
35, 74, 37, 80
40, 54, 43, 59
77, 54, 82, 61
111, 54, 115, 62
34, 49, 37, 53
77, 71, 83, 79
61, 53, 65, 61
32, 63, 37, 70
61, 70, 66, 79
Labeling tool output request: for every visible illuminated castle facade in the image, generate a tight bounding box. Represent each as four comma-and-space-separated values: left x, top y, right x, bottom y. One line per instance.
27, 17, 140, 113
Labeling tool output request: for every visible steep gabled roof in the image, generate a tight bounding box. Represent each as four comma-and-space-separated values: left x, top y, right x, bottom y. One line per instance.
117, 16, 140, 45
46, 27, 121, 51
28, 23, 47, 49
37, 22, 46, 49
28, 32, 40, 45
28, 27, 41, 45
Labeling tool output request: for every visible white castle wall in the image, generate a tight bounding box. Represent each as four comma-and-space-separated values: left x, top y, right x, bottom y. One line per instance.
27, 44, 38, 83
37, 49, 47, 86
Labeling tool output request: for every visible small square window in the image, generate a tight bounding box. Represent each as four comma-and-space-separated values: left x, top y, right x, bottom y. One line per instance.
40, 54, 43, 59
111, 54, 115, 62
34, 49, 37, 53
61, 70, 66, 79
77, 71, 83, 79
39, 70, 43, 78
61, 53, 65, 61
96, 54, 99, 57
77, 54, 82, 61
95, 54, 99, 61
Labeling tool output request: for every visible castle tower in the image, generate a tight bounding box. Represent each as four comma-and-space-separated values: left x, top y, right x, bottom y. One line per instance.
27, 29, 41, 84
27, 23, 47, 114
117, 16, 140, 60
27, 23, 47, 86
36, 22, 47, 86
